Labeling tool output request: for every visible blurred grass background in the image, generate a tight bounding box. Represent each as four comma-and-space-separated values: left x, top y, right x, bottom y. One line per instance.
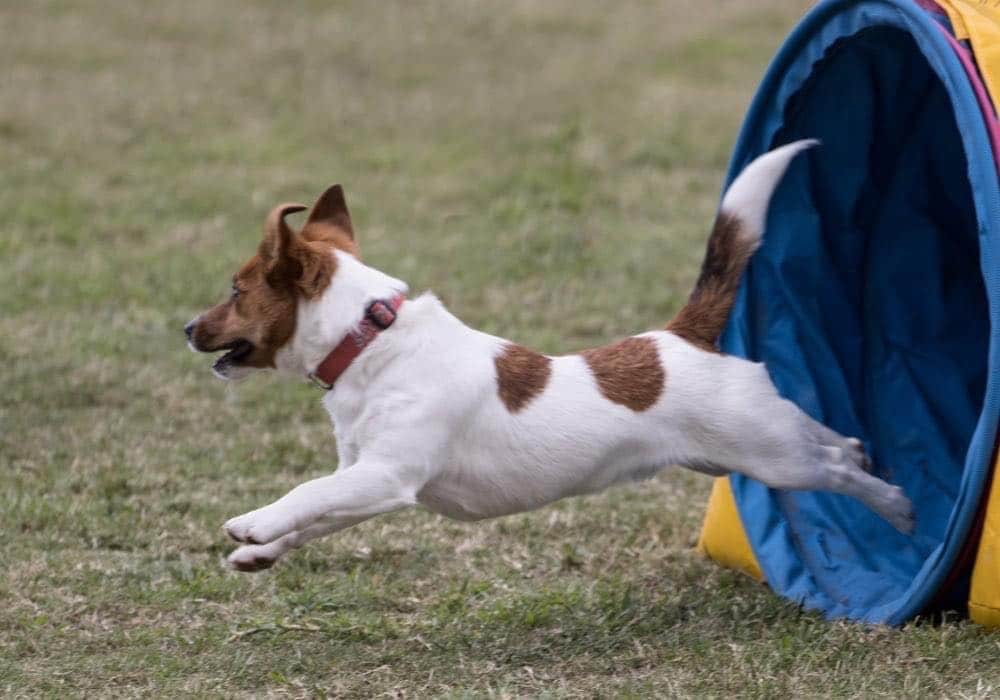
3, 1, 999, 696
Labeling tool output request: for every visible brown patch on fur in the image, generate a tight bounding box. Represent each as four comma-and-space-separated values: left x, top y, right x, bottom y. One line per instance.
666, 212, 752, 352
495, 344, 552, 412
581, 336, 665, 411
189, 186, 362, 369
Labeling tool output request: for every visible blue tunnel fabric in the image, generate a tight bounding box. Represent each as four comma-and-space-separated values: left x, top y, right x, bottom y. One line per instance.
720, 0, 1000, 624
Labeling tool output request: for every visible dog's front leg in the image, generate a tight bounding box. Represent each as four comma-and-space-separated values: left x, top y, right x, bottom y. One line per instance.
226, 518, 360, 571
223, 460, 420, 547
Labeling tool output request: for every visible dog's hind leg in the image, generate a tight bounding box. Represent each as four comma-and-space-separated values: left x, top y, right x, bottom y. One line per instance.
800, 416, 873, 473
721, 396, 914, 533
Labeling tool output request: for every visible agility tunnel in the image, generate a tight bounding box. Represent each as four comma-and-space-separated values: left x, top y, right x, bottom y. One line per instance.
697, 0, 1000, 625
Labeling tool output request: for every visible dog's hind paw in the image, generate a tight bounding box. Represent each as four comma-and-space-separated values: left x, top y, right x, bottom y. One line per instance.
879, 485, 916, 535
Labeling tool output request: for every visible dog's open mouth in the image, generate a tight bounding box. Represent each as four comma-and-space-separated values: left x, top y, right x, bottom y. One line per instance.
213, 339, 254, 370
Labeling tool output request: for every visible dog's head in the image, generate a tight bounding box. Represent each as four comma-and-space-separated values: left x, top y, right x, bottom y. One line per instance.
185, 185, 358, 380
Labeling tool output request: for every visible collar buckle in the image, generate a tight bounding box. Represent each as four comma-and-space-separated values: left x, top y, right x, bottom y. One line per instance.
307, 371, 334, 391
307, 294, 406, 391
365, 299, 398, 330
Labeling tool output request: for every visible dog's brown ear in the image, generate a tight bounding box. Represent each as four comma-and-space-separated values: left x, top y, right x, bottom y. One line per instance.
306, 184, 354, 240
260, 203, 308, 263
260, 202, 335, 298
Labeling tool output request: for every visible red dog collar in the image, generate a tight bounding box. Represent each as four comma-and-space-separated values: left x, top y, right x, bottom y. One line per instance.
308, 294, 406, 390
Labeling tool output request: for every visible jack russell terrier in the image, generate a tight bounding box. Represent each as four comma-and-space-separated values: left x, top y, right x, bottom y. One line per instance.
185, 140, 914, 572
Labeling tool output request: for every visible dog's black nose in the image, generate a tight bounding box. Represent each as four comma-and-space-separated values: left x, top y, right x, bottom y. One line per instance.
184, 321, 195, 340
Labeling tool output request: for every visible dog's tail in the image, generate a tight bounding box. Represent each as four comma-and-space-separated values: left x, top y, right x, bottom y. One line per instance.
666, 139, 818, 350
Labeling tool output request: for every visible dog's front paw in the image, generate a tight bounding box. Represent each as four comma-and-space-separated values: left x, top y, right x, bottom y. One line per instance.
227, 544, 279, 572
223, 508, 291, 545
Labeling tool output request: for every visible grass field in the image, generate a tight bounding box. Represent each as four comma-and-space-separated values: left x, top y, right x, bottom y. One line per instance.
3, 1, 1000, 697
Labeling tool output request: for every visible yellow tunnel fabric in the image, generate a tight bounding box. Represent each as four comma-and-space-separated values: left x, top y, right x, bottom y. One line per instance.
697, 478, 763, 582
936, 0, 1000, 110
938, 0, 1000, 629
969, 453, 1000, 627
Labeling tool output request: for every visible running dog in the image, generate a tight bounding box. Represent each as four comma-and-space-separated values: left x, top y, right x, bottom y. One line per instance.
185, 140, 914, 571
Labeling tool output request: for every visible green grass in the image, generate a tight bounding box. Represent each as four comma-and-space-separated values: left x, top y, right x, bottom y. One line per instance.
3, 1, 1000, 696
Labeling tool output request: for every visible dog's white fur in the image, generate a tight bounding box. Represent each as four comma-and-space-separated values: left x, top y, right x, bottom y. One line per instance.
215, 141, 914, 571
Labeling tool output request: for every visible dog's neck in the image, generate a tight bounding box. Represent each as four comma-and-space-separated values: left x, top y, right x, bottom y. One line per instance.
277, 250, 409, 381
